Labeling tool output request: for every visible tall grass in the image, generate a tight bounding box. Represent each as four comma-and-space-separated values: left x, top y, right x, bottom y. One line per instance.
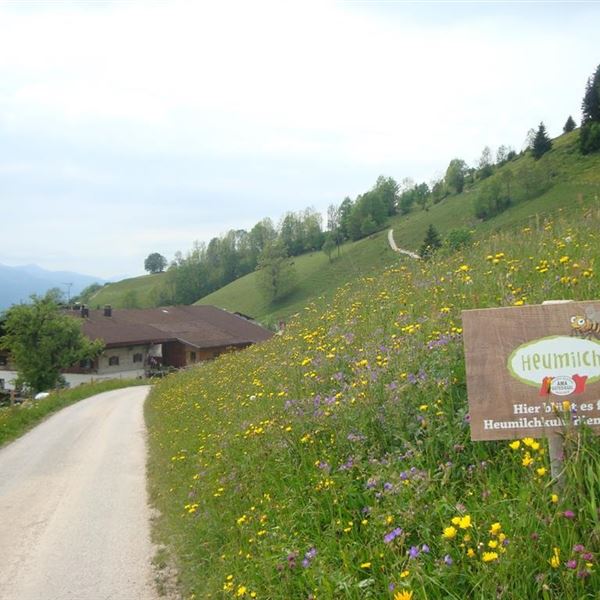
146, 205, 599, 599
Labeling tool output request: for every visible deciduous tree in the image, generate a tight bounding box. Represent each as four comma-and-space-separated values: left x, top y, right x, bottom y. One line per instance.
0, 293, 104, 393
144, 252, 167, 274
444, 159, 467, 194
256, 241, 296, 302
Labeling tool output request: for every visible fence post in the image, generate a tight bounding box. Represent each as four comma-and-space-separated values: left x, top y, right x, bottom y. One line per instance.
542, 300, 574, 488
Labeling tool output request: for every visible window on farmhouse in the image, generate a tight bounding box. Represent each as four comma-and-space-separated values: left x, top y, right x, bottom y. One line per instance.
108, 356, 120, 366
190, 351, 197, 363
0, 355, 7, 366
79, 358, 93, 369
133, 353, 143, 363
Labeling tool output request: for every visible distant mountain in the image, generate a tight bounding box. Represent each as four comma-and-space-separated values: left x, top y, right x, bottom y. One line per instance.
0, 263, 107, 310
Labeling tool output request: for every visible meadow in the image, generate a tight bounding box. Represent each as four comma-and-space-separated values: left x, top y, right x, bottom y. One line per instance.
146, 204, 600, 598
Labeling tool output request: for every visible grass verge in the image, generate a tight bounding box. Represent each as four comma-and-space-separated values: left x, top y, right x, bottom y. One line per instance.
0, 378, 149, 447
147, 204, 600, 598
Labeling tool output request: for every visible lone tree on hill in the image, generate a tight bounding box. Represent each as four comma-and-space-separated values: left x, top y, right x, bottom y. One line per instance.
144, 252, 167, 274
563, 115, 576, 133
256, 240, 296, 302
580, 64, 600, 154
419, 224, 442, 259
321, 235, 336, 263
531, 122, 552, 160
444, 159, 467, 194
0, 293, 104, 393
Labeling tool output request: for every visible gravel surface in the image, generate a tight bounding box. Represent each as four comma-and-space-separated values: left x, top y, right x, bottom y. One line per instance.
0, 385, 158, 600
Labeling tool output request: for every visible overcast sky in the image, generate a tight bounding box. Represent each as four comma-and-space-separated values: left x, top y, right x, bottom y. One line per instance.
1, 0, 599, 279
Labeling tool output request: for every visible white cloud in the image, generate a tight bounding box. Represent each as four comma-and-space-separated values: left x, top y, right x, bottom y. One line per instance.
1, 1, 599, 276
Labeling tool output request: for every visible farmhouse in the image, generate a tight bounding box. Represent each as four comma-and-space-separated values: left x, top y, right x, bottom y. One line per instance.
0, 305, 273, 390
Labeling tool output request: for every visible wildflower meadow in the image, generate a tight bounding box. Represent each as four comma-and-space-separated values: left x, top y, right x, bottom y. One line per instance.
146, 206, 600, 599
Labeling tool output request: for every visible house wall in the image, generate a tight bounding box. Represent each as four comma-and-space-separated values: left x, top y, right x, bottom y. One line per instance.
162, 341, 187, 368
0, 344, 149, 391
97, 344, 150, 374
162, 341, 247, 367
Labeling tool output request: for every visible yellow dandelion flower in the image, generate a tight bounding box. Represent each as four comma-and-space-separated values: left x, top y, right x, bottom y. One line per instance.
522, 452, 534, 467
360, 562, 371, 569
443, 526, 457, 539
394, 591, 413, 600
509, 440, 520, 450
489, 522, 502, 536
458, 515, 472, 529
482, 552, 499, 562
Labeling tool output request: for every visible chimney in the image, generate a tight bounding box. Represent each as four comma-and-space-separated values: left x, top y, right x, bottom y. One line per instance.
80, 305, 89, 318
104, 305, 112, 317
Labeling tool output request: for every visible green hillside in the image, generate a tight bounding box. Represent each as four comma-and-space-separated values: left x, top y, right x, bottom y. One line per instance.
89, 272, 169, 309
94, 130, 600, 317
147, 201, 600, 599
199, 131, 600, 322
197, 229, 397, 326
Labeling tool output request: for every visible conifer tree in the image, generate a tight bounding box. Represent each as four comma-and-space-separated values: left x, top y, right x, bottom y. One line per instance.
582, 64, 600, 125
580, 64, 600, 154
419, 224, 442, 259
563, 115, 576, 133
531, 122, 552, 160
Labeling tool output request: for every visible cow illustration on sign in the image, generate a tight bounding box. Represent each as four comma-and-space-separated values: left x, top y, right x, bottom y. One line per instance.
570, 306, 600, 339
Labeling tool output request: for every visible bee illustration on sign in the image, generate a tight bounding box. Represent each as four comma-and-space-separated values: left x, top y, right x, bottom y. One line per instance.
570, 306, 600, 339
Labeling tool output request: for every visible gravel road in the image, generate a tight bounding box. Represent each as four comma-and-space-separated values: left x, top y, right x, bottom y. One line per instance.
0, 386, 158, 600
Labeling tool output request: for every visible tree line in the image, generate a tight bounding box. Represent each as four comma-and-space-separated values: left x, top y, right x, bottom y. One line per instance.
131, 62, 600, 305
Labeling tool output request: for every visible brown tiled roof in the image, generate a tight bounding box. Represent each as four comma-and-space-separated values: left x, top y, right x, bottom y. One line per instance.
71, 305, 273, 349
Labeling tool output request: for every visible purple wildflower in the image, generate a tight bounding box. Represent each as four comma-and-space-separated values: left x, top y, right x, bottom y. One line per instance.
408, 546, 420, 559
582, 552, 594, 561
577, 570, 591, 579
444, 554, 453, 566
302, 547, 317, 569
422, 544, 430, 553
566, 560, 577, 569
383, 527, 403, 544
563, 510, 575, 519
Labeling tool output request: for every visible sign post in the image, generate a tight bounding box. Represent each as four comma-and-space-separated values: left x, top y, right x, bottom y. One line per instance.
462, 300, 600, 486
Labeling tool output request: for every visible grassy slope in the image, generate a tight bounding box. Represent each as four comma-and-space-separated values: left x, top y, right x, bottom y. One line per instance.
89, 272, 168, 309
196, 229, 398, 325
147, 203, 600, 599
198, 131, 600, 322
95, 131, 600, 318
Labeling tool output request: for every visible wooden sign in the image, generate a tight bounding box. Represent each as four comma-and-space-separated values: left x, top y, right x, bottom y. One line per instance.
462, 301, 600, 441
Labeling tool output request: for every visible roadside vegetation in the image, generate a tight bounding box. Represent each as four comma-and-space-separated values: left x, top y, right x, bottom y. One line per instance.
146, 204, 600, 599
0, 378, 148, 447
